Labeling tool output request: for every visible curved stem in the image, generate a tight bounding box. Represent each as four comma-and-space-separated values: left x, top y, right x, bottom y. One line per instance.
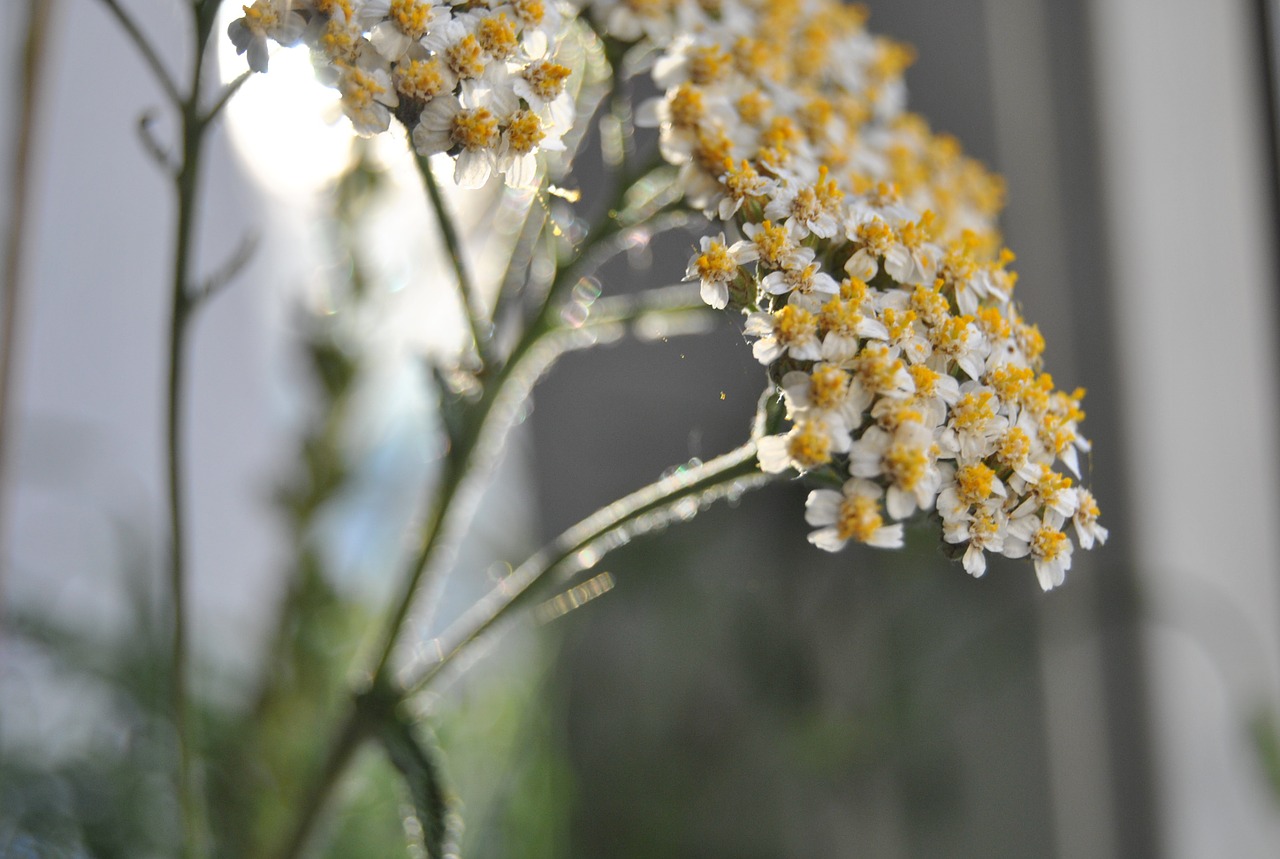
415, 155, 489, 362
98, 0, 182, 106
276, 704, 371, 859
399, 439, 770, 695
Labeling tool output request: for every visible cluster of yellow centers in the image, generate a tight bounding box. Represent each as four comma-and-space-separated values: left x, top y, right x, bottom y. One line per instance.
951, 390, 997, 432
395, 57, 447, 101
241, 1, 279, 30
523, 61, 573, 102
807, 365, 849, 410
694, 241, 738, 284
513, 0, 546, 26
851, 344, 905, 394
340, 65, 388, 111
670, 85, 707, 129
836, 493, 886, 543
312, 0, 353, 17
750, 221, 793, 268
788, 421, 834, 469
884, 439, 931, 491
446, 33, 486, 79
955, 463, 997, 506
504, 111, 546, 155
390, 0, 434, 39
773, 305, 818, 346
995, 427, 1032, 471
819, 295, 866, 336
476, 14, 519, 60
1031, 523, 1070, 562
451, 108, 499, 151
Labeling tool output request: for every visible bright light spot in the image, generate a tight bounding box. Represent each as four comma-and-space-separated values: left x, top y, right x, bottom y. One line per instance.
216, 8, 355, 196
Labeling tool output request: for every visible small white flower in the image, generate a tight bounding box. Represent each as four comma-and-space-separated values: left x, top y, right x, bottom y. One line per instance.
757, 418, 851, 474
1004, 510, 1074, 591
805, 479, 904, 551
847, 420, 943, 520
684, 234, 757, 310
745, 305, 823, 364
1072, 489, 1108, 550
942, 501, 1008, 577
228, 0, 305, 72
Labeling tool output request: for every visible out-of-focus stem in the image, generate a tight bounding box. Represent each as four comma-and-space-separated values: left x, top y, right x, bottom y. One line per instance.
416, 155, 490, 362
0, 0, 55, 610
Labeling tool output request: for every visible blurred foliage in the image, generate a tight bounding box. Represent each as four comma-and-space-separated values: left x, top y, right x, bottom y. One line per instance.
0, 140, 576, 858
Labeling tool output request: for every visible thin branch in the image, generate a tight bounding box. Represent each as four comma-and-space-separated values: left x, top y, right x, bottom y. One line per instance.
137, 111, 179, 175
414, 154, 491, 363
194, 230, 259, 305
203, 68, 252, 126
398, 439, 772, 695
98, 0, 182, 107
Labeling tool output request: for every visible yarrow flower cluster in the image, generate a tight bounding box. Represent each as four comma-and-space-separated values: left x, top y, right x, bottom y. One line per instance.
229, 0, 574, 187
230, 0, 1107, 590
581, 0, 1107, 589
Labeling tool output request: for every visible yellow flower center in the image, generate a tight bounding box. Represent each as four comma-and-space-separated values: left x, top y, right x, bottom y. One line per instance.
1034, 466, 1073, 508
340, 66, 385, 110
395, 57, 446, 101
908, 364, 940, 397
1031, 524, 1068, 561
446, 33, 486, 79
995, 427, 1031, 470
390, 0, 433, 39
751, 220, 791, 268
693, 126, 734, 174
243, 2, 278, 31
951, 390, 995, 432
688, 45, 733, 86
885, 442, 928, 491
669, 84, 706, 129
476, 14, 519, 59
808, 365, 848, 410
955, 463, 996, 506
735, 90, 771, 127
524, 61, 572, 101
513, 0, 545, 26
788, 421, 832, 469
818, 297, 861, 337
451, 107, 499, 150
695, 241, 737, 283
774, 305, 817, 345
836, 494, 885, 542
882, 307, 918, 342
852, 343, 904, 393
505, 110, 545, 154
930, 315, 974, 357
855, 219, 895, 255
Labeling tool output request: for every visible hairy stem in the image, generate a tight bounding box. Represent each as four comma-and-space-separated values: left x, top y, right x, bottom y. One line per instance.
400, 439, 771, 695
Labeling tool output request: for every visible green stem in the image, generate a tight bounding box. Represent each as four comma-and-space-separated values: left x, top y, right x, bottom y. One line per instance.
98, 0, 182, 106
400, 439, 771, 695
283, 74, 690, 854
276, 704, 371, 859
415, 155, 490, 362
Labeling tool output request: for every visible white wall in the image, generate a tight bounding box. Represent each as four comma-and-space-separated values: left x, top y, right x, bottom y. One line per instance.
1090, 0, 1280, 855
